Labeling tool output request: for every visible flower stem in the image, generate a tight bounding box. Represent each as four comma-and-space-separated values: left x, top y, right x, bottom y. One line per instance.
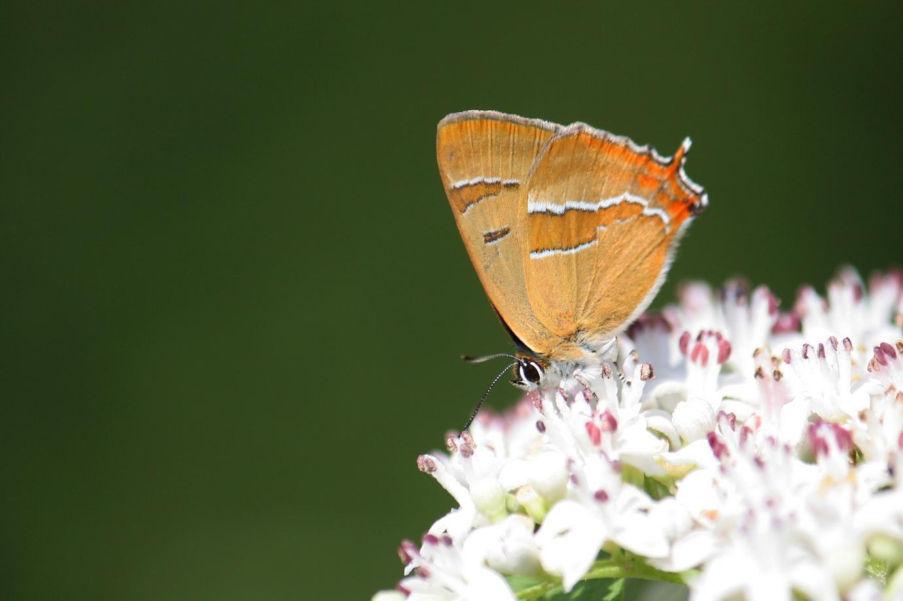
515, 580, 559, 600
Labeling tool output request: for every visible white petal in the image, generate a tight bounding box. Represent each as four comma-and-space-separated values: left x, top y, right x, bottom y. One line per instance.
462, 566, 517, 601
675, 469, 725, 525
845, 579, 882, 601
788, 561, 840, 601
612, 511, 669, 558
619, 424, 670, 458
371, 591, 406, 601
855, 491, 903, 540
645, 410, 681, 448
672, 399, 715, 443
463, 515, 540, 576
746, 575, 792, 601
719, 398, 757, 422
690, 552, 753, 601
650, 528, 717, 572
535, 500, 607, 592
424, 454, 475, 509
613, 483, 656, 514
778, 398, 810, 445
407, 591, 447, 601
497, 458, 530, 491
649, 380, 689, 413
429, 507, 477, 540
659, 438, 719, 475
470, 476, 507, 522
526, 451, 569, 503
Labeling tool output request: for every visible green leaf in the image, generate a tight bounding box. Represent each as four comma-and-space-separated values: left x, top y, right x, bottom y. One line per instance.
620, 464, 646, 488
509, 574, 544, 592
601, 578, 625, 601
643, 477, 671, 500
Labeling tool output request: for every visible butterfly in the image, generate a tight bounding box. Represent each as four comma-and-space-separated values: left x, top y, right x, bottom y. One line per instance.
436, 110, 707, 418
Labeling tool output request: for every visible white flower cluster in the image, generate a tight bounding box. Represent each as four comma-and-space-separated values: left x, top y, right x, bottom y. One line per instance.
376, 268, 903, 601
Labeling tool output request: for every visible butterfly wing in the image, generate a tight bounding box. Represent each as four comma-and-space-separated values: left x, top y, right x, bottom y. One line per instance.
523, 124, 707, 348
436, 111, 564, 356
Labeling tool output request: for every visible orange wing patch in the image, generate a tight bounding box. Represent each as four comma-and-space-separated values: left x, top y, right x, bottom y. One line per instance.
527, 198, 649, 255
447, 178, 520, 214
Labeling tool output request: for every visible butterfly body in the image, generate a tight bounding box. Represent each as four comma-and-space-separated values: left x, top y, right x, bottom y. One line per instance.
437, 110, 707, 387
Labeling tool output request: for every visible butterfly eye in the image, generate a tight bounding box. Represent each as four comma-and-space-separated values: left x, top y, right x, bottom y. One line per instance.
518, 360, 544, 385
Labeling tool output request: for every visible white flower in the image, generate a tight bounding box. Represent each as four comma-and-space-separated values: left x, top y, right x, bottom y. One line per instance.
745, 349, 810, 447
671, 398, 716, 443
380, 268, 903, 601
661, 279, 779, 379
396, 532, 518, 601
534, 454, 669, 591
690, 520, 840, 601
417, 409, 544, 538
464, 514, 540, 576
679, 426, 839, 601
646, 495, 718, 573
779, 336, 869, 420
794, 268, 903, 369
675, 417, 895, 600
534, 360, 669, 476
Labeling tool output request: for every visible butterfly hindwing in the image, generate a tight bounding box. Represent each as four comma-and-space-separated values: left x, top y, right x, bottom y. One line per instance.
523, 124, 706, 348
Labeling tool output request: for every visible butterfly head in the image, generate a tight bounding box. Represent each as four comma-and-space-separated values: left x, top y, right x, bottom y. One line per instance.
510, 355, 549, 390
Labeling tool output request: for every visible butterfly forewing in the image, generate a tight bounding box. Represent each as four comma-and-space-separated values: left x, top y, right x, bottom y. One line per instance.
436, 111, 562, 355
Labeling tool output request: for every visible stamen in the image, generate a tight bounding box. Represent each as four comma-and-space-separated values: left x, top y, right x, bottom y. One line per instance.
717, 339, 732, 364
417, 455, 437, 474
600, 411, 618, 432
707, 432, 728, 460
679, 331, 691, 354
585, 421, 602, 446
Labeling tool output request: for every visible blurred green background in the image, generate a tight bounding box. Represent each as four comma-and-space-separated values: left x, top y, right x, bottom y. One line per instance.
3, 2, 902, 600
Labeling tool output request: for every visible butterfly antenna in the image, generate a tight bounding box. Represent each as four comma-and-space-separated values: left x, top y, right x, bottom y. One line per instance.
461, 352, 518, 364
461, 361, 517, 432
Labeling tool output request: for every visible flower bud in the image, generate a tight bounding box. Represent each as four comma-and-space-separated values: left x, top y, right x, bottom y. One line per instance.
527, 451, 568, 505
470, 477, 507, 522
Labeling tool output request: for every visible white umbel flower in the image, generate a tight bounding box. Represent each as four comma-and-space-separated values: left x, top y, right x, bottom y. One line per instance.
380, 268, 903, 601
534, 453, 669, 591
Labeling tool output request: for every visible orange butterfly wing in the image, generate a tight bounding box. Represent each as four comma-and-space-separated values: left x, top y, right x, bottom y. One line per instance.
523, 124, 706, 349
436, 111, 562, 356
437, 112, 707, 360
